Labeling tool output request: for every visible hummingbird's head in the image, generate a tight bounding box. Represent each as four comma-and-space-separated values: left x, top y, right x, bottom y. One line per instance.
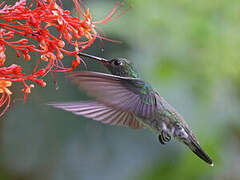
104, 58, 139, 78
77, 52, 139, 78
173, 122, 213, 166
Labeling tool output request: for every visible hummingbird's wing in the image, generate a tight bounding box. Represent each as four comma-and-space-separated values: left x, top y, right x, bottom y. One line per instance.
68, 71, 157, 119
49, 101, 144, 129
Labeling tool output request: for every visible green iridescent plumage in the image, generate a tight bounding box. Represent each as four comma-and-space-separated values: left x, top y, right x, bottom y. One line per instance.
49, 52, 213, 166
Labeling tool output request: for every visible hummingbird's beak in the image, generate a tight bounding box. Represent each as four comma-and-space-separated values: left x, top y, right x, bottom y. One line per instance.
185, 135, 214, 166
77, 52, 110, 64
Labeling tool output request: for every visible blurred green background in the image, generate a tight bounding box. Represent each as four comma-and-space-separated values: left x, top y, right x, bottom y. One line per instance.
1, 0, 240, 179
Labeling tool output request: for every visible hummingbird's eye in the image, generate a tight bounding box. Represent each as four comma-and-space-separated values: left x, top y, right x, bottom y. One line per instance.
113, 59, 122, 66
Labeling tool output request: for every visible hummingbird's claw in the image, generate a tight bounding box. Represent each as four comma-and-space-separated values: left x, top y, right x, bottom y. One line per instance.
158, 131, 171, 144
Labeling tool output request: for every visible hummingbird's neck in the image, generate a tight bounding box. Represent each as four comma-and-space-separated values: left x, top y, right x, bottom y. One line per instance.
129, 67, 139, 78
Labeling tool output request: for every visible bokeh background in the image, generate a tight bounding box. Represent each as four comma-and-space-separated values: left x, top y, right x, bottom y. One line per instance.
1, 0, 240, 179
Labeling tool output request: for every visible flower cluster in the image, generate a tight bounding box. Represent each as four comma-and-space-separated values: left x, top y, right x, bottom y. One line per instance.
0, 0, 128, 117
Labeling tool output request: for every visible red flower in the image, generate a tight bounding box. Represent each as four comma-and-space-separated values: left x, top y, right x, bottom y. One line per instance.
0, 79, 12, 117
0, 0, 129, 117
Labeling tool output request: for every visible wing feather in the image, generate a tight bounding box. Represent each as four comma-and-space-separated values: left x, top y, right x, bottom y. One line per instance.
68, 71, 157, 119
49, 101, 144, 129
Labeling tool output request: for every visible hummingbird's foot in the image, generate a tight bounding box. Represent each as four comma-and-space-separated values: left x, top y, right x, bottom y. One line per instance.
158, 130, 171, 144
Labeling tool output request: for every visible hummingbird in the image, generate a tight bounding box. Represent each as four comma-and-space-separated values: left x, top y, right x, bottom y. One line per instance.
49, 52, 213, 166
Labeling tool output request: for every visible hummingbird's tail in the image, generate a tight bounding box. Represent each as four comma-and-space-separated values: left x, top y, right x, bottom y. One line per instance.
183, 134, 213, 166
173, 123, 213, 166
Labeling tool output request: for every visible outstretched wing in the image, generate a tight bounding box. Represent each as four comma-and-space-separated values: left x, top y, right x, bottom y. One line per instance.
68, 71, 157, 119
48, 101, 144, 129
